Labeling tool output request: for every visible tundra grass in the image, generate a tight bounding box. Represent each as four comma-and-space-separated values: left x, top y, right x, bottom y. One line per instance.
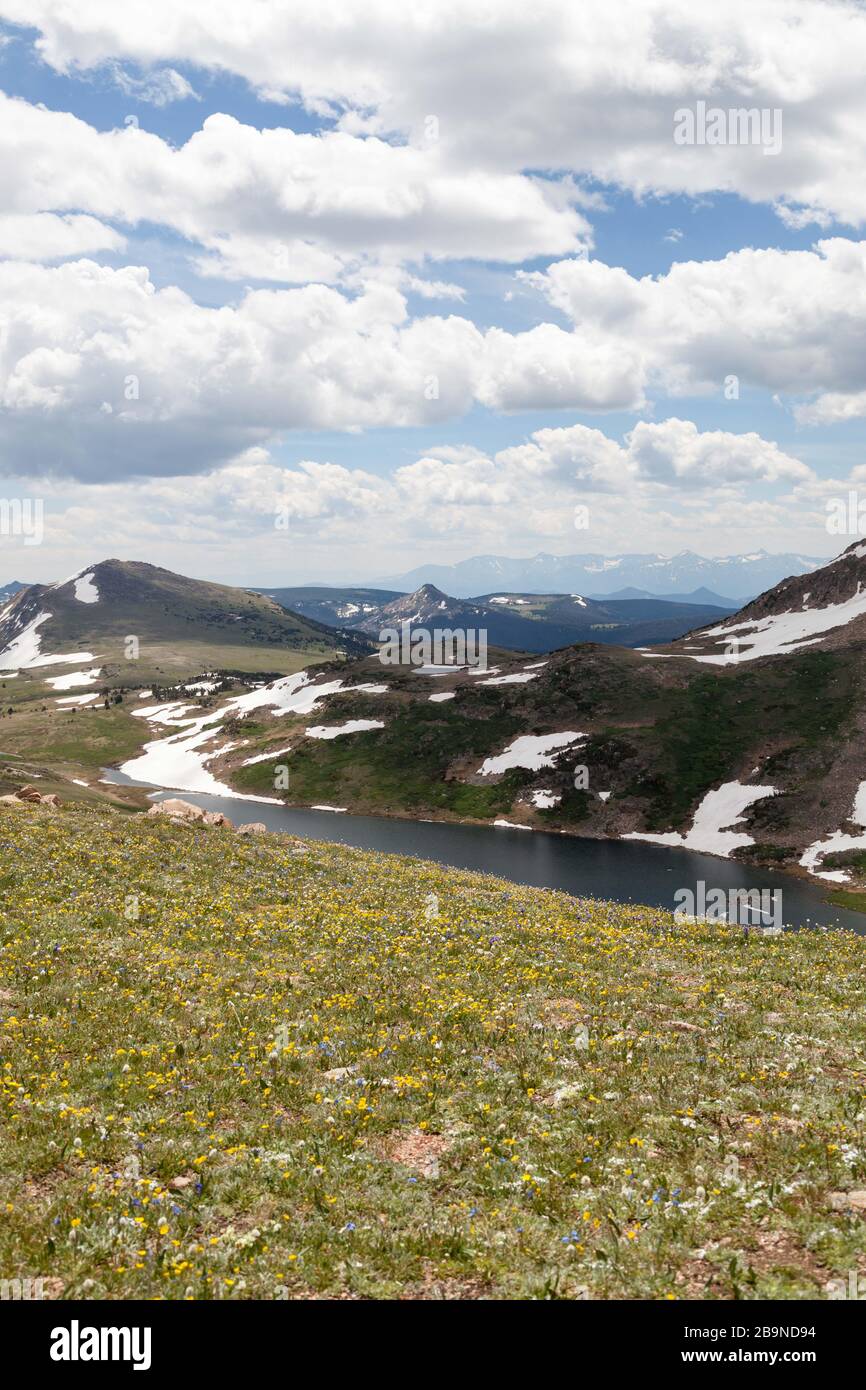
1, 803, 864, 1301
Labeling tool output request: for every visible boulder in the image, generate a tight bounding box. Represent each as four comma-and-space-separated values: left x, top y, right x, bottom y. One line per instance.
146, 798, 207, 823
0, 794, 23, 806
828, 1190, 866, 1213
40, 793, 62, 808
15, 784, 43, 803
237, 822, 268, 835
203, 810, 234, 829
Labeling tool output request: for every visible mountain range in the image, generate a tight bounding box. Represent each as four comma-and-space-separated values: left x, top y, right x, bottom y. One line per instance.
6, 545, 866, 905
371, 549, 827, 600
259, 583, 734, 652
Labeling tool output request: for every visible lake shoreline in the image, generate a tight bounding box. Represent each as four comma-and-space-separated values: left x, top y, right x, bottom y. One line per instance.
101, 763, 866, 932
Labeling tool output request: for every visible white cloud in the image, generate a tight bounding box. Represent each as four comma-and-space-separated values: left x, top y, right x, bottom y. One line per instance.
5, 0, 866, 226
0, 95, 592, 282
2, 237, 866, 483
0, 212, 124, 260
0, 418, 815, 585
108, 63, 198, 106
524, 239, 866, 415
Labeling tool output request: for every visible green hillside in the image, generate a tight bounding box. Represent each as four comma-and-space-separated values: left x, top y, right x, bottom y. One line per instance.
1, 801, 864, 1300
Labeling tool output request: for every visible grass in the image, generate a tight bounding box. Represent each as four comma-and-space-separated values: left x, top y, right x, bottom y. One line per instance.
635, 651, 860, 830
1, 801, 865, 1301
233, 698, 528, 818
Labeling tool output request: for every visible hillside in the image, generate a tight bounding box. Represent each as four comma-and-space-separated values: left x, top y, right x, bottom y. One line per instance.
0, 561, 370, 679
0, 561, 373, 805
1, 799, 864, 1300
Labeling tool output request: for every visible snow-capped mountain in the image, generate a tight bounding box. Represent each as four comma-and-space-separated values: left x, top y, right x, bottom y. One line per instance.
373, 550, 826, 600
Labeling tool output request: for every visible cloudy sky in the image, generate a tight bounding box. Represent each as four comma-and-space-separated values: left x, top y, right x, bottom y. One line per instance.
1, 0, 865, 585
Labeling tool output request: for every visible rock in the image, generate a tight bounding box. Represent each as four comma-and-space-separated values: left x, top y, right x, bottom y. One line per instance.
15, 784, 42, 802
0, 794, 23, 806
168, 1174, 194, 1191
323, 1065, 358, 1082
828, 1190, 866, 1213
237, 822, 267, 835
146, 799, 207, 823
203, 810, 233, 828
40, 793, 61, 808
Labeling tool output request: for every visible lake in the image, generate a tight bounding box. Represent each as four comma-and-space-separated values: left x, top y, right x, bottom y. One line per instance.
101, 768, 865, 933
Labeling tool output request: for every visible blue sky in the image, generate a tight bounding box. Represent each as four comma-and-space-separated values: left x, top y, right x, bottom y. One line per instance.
0, 2, 864, 584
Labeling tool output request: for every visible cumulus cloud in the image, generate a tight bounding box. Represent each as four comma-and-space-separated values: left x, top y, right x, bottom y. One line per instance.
0, 212, 124, 260
523, 239, 866, 415
5, 0, 866, 226
0, 94, 592, 283
0, 417, 821, 581
2, 237, 866, 483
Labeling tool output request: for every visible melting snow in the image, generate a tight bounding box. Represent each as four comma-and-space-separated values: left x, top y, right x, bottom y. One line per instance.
529, 789, 560, 808
0, 610, 97, 670
493, 819, 531, 830
477, 672, 538, 687
479, 732, 585, 776
623, 781, 777, 857
428, 691, 456, 703
0, 611, 97, 669
45, 667, 102, 691
800, 779, 866, 880
56, 693, 100, 706
652, 586, 866, 664
120, 672, 390, 797
241, 745, 294, 766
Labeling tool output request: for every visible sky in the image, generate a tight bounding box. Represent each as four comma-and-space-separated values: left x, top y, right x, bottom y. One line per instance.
0, 0, 865, 586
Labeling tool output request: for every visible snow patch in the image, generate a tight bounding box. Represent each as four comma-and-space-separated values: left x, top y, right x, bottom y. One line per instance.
56, 693, 100, 706
241, 745, 294, 766
45, 667, 102, 691
477, 672, 537, 687
73, 572, 99, 604
305, 719, 385, 740
659, 585, 866, 664
0, 610, 97, 670
529, 789, 560, 808
623, 781, 777, 857
479, 732, 585, 776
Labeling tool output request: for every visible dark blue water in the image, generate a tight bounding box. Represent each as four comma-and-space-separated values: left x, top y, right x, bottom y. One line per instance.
101, 768, 865, 933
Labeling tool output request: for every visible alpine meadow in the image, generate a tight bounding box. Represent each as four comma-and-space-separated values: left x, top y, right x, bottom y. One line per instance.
1, 0, 866, 1359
